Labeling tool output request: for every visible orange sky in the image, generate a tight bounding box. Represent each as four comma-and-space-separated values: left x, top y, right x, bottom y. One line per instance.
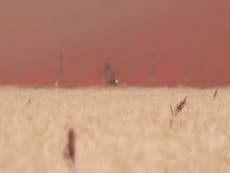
0, 0, 229, 87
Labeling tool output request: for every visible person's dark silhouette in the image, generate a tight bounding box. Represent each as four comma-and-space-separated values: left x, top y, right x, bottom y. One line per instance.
103, 63, 118, 86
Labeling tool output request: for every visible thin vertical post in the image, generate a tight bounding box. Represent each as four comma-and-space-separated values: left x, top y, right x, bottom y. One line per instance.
58, 52, 64, 87
150, 56, 155, 86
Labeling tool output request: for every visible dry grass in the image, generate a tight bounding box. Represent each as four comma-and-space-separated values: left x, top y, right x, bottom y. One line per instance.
0, 86, 230, 173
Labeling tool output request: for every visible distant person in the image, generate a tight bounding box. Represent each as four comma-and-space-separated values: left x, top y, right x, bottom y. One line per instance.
103, 63, 118, 86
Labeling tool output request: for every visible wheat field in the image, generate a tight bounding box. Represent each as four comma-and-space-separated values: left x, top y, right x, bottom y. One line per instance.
1, 87, 230, 173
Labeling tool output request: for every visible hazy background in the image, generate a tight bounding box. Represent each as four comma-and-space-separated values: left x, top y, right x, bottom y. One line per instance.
0, 0, 229, 87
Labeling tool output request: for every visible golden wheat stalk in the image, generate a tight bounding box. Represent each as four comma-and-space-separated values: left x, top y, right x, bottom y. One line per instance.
213, 89, 218, 100
176, 96, 187, 113
64, 128, 76, 168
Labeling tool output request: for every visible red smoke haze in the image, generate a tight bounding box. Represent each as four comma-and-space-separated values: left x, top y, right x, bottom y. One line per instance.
0, 0, 229, 87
